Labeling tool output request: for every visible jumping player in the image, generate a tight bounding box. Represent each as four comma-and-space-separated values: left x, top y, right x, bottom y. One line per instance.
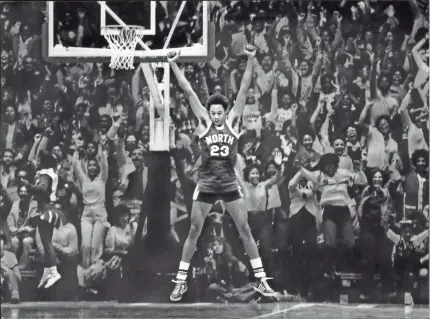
22, 153, 66, 289
167, 45, 278, 302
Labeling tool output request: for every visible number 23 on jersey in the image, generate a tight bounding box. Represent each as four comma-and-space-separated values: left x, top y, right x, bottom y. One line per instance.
210, 145, 229, 157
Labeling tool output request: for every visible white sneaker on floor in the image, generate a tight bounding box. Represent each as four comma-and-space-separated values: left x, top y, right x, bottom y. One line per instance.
254, 277, 277, 297
45, 270, 61, 289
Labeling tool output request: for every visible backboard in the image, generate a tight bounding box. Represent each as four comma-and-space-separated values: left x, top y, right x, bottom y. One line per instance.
43, 1, 214, 64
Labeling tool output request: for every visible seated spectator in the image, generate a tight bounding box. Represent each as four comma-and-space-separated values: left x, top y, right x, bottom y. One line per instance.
7, 184, 37, 267
1, 232, 21, 303
205, 237, 256, 303
105, 204, 136, 258
103, 204, 136, 300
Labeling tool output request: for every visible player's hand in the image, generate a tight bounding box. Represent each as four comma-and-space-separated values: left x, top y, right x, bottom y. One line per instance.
243, 44, 256, 57
274, 151, 283, 166
166, 51, 180, 63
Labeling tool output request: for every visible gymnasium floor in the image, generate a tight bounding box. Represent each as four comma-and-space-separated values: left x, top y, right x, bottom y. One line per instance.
1, 302, 428, 319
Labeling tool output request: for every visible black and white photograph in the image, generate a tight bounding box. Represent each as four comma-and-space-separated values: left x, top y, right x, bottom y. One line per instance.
0, 0, 429, 318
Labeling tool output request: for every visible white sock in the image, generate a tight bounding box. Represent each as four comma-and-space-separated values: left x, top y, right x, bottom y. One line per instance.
250, 258, 266, 279
176, 261, 190, 281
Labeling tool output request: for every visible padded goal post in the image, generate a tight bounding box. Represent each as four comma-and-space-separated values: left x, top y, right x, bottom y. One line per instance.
141, 62, 171, 152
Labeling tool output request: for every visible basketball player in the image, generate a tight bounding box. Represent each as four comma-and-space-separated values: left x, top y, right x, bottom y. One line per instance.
22, 153, 66, 289
167, 45, 278, 302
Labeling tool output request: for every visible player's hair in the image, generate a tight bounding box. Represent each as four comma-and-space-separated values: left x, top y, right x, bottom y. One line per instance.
206, 93, 229, 111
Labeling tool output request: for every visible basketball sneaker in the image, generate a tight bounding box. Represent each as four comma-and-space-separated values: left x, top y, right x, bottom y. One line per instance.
170, 280, 187, 302
254, 277, 277, 297
37, 268, 50, 289
45, 268, 61, 289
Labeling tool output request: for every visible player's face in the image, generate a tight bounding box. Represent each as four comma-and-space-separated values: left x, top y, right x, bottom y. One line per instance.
208, 104, 226, 126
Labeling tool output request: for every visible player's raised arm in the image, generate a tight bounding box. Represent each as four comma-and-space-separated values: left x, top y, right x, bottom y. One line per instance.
167, 51, 210, 126
227, 44, 256, 126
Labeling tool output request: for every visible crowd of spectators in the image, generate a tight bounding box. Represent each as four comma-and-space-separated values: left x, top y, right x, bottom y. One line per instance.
0, 0, 429, 304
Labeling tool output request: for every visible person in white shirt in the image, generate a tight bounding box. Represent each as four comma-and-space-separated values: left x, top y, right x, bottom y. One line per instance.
300, 153, 367, 276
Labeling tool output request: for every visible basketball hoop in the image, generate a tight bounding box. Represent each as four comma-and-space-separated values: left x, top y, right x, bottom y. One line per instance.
101, 25, 146, 70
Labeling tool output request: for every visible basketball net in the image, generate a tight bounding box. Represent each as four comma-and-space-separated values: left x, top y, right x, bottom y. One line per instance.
102, 25, 146, 70
102, 26, 171, 150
